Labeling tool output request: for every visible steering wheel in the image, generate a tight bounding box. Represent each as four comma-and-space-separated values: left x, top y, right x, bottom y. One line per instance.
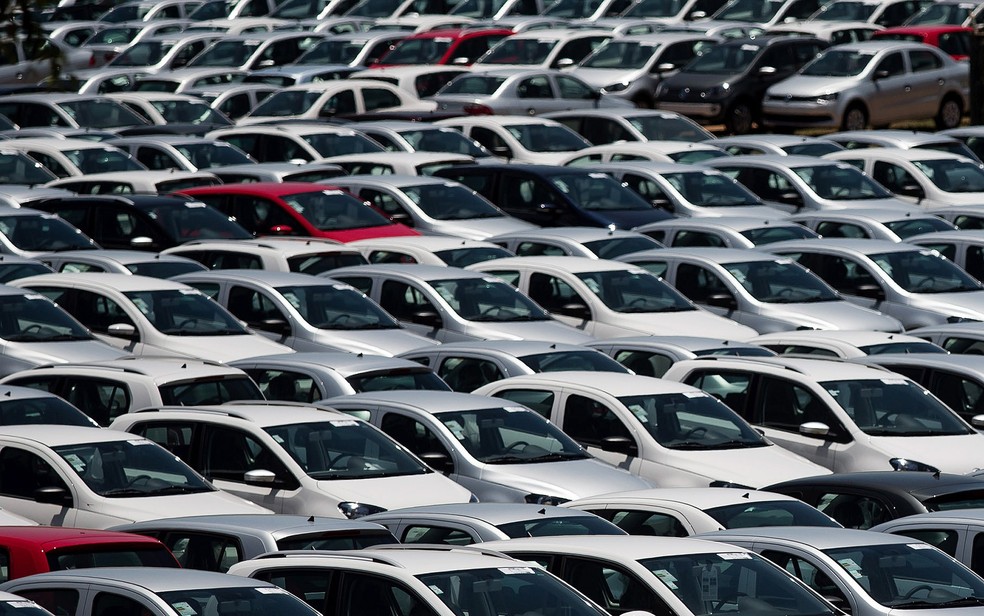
503, 441, 530, 453
915, 277, 937, 290
875, 412, 899, 428
126, 474, 153, 488
902, 585, 935, 600
328, 314, 351, 325
177, 318, 198, 329
681, 427, 708, 439
628, 297, 652, 308
327, 454, 354, 470
776, 288, 797, 299
22, 324, 44, 333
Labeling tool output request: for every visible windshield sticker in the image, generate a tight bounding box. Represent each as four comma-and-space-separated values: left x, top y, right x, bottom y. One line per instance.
429, 585, 444, 595
908, 543, 934, 549
582, 277, 601, 294
837, 558, 863, 578
323, 190, 344, 196
179, 289, 200, 295
127, 439, 151, 445
172, 603, 198, 616
446, 420, 466, 440
653, 570, 678, 590
503, 406, 525, 413
741, 44, 759, 52
7, 602, 38, 609
718, 552, 752, 560
499, 567, 535, 575
628, 404, 648, 423
684, 391, 705, 398
255, 587, 287, 594
282, 291, 302, 310
184, 201, 206, 208
329, 419, 359, 427
23, 293, 46, 300
700, 566, 719, 601
64, 454, 86, 473
881, 378, 907, 385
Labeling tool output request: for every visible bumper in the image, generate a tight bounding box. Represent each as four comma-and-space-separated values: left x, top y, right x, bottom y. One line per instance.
655, 101, 723, 122
761, 100, 842, 128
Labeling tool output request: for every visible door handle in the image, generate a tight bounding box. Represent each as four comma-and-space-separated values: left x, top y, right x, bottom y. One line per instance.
904, 85, 911, 92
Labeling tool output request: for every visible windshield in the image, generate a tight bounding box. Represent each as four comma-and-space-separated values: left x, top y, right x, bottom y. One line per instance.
577, 269, 695, 313
143, 202, 251, 241
347, 368, 450, 392
0, 395, 94, 427
0, 293, 91, 342
815, 1, 876, 20
823, 378, 973, 436
434, 247, 513, 267
741, 225, 817, 245
644, 552, 839, 616
685, 42, 761, 73
884, 216, 955, 239
58, 100, 147, 129
432, 277, 551, 321
173, 143, 252, 169
784, 142, 843, 156
189, 41, 260, 67
85, 27, 138, 45
0, 214, 95, 251
726, 259, 840, 303
625, 0, 688, 17
550, 172, 652, 209
794, 164, 893, 200
481, 38, 554, 65
628, 116, 712, 142
151, 101, 230, 125
272, 0, 331, 18
913, 159, 984, 193
399, 129, 490, 157
267, 419, 429, 479
498, 515, 625, 537
435, 406, 587, 463
55, 439, 213, 497
347, 0, 402, 18
303, 133, 384, 157
160, 376, 262, 406
713, 0, 784, 21
583, 237, 664, 259
450, 0, 510, 16
277, 283, 400, 330
823, 543, 984, 607
544, 0, 604, 16
403, 183, 503, 220
287, 252, 367, 274
158, 587, 320, 616
420, 567, 608, 616
584, 41, 660, 69
63, 148, 141, 174
860, 342, 946, 355
618, 391, 767, 449
662, 171, 762, 207
802, 50, 875, 76
381, 37, 452, 65
908, 3, 971, 24
111, 41, 171, 67
870, 249, 983, 293
706, 500, 841, 528
507, 124, 590, 152
440, 75, 508, 95
283, 189, 393, 231
248, 90, 323, 117
297, 40, 366, 65
47, 545, 178, 570
521, 349, 628, 373
124, 288, 248, 336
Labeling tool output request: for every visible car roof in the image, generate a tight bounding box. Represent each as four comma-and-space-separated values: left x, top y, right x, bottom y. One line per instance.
330, 263, 491, 281
176, 269, 344, 287
706, 154, 847, 169
14, 272, 194, 292
26, 356, 248, 381
10, 567, 273, 591
490, 226, 649, 241
827, 130, 960, 146
569, 486, 807, 508
644, 247, 786, 264
857, 353, 984, 371
674, 356, 892, 381
137, 403, 355, 427
181, 182, 339, 197
587, 335, 773, 354
655, 217, 798, 231
240, 545, 529, 574
0, 426, 147, 447
366, 503, 603, 525
765, 238, 924, 254
791, 208, 933, 223
872, 508, 984, 526
230, 352, 428, 376
41, 249, 198, 265
756, 330, 929, 346
170, 238, 355, 256
327, 390, 524, 412
0, 527, 166, 549
114, 514, 387, 534
768, 470, 984, 494
480, 535, 753, 559
479, 371, 698, 395
701, 527, 918, 549
827, 147, 972, 162
474, 256, 641, 274
826, 40, 942, 52
408, 340, 601, 355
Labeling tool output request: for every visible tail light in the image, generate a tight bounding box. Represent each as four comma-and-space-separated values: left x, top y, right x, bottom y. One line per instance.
464, 103, 493, 115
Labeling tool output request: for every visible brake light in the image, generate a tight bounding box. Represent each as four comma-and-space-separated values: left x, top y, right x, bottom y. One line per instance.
464, 103, 493, 115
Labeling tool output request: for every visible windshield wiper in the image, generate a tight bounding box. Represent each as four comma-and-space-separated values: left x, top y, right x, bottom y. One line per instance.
100, 488, 148, 497
146, 485, 212, 495
932, 597, 984, 608
522, 452, 589, 462
666, 441, 714, 450
713, 439, 767, 449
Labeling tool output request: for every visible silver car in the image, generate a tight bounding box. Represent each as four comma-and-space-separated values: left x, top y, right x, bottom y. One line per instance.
709, 134, 846, 156
489, 226, 664, 259
349, 237, 514, 268
824, 129, 978, 160
763, 41, 969, 131
107, 136, 254, 172
352, 121, 495, 160
636, 216, 819, 248
39, 249, 206, 278
788, 207, 955, 241
587, 335, 777, 377
543, 108, 716, 144
173, 270, 438, 356
907, 229, 984, 280
325, 390, 653, 503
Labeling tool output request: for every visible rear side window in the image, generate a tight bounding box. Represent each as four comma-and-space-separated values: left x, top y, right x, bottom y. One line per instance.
277, 531, 396, 550
159, 377, 263, 406
47, 546, 178, 571
16, 590, 79, 616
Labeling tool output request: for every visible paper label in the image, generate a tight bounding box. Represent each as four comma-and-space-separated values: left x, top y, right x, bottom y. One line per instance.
500, 567, 535, 575
838, 558, 863, 578
172, 602, 197, 616
718, 552, 752, 560
881, 378, 907, 385
654, 570, 678, 589
329, 419, 358, 427
908, 543, 934, 550
700, 566, 719, 601
128, 439, 152, 445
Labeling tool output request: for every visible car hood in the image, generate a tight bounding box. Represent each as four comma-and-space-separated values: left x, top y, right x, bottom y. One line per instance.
311, 328, 438, 356
666, 443, 831, 488
867, 433, 984, 474
602, 310, 758, 340
315, 471, 472, 510
575, 67, 642, 88
693, 205, 792, 218
766, 300, 902, 331
919, 191, 984, 205
86, 489, 272, 525
162, 334, 292, 363
478, 457, 651, 500
910, 290, 984, 319
468, 320, 595, 344
1, 340, 129, 370
767, 75, 861, 97
431, 216, 538, 240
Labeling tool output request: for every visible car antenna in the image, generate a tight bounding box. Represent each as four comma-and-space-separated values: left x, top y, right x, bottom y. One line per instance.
933, 471, 941, 479
308, 516, 315, 522
741, 492, 749, 498
538, 508, 546, 515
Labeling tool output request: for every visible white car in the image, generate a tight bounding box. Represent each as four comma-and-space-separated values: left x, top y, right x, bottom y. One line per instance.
788, 207, 955, 241
562, 142, 730, 166
434, 116, 590, 165
470, 256, 758, 340
46, 169, 221, 194
348, 236, 514, 267
111, 403, 473, 518
11, 273, 292, 363
161, 237, 367, 274
474, 371, 828, 488
0, 138, 144, 178
0, 425, 268, 528
750, 330, 946, 358
488, 227, 663, 260
239, 80, 436, 124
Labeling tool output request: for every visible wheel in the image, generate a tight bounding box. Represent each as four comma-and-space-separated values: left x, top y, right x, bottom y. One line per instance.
841, 104, 868, 131
935, 96, 962, 130
725, 101, 754, 134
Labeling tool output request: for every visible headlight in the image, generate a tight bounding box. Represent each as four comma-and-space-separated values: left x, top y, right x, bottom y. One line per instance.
890, 458, 940, 472
605, 81, 629, 92
525, 493, 570, 505
703, 83, 730, 99
338, 502, 387, 518
816, 92, 838, 104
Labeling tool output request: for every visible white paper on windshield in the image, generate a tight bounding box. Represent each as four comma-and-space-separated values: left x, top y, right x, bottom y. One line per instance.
504, 406, 525, 413
23, 294, 45, 301
838, 558, 863, 578
908, 543, 934, 549
718, 552, 752, 560
65, 454, 86, 472
172, 602, 198, 616
499, 567, 535, 575
127, 439, 152, 445
684, 391, 706, 398
446, 420, 466, 440
700, 567, 719, 601
179, 289, 199, 295
429, 585, 444, 595
255, 587, 287, 594
329, 419, 359, 427
184, 201, 206, 208
881, 378, 907, 385
7, 602, 38, 609
653, 570, 678, 589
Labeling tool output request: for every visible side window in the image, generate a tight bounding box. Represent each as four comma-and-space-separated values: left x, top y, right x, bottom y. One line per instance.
527, 272, 587, 314
340, 573, 437, 616
131, 421, 195, 462
210, 252, 262, 270
755, 377, 829, 433
62, 377, 130, 426
581, 119, 632, 145
966, 246, 984, 280
163, 531, 243, 572
671, 230, 727, 248
493, 388, 555, 418
16, 590, 79, 616
227, 286, 287, 327
891, 529, 959, 557
760, 551, 849, 607
403, 525, 474, 545
909, 49, 942, 72
380, 412, 452, 464
360, 188, 410, 223
91, 592, 152, 616
685, 370, 752, 418
28, 152, 71, 178
202, 426, 297, 489
929, 370, 984, 422
631, 260, 668, 278
482, 270, 520, 286
136, 146, 180, 170
320, 90, 357, 116
613, 350, 673, 378
470, 127, 510, 156
872, 161, 921, 195
362, 88, 402, 111
333, 276, 372, 295
815, 221, 869, 239
815, 492, 891, 529
94, 207, 159, 248
563, 557, 670, 616
367, 133, 400, 151
972, 533, 984, 577
563, 394, 634, 449
516, 76, 554, 99
596, 508, 688, 537
0, 446, 70, 501
438, 357, 504, 392
674, 263, 733, 304
875, 51, 905, 77
555, 76, 595, 100
378, 280, 437, 322
938, 32, 970, 58
622, 173, 671, 207
254, 567, 333, 614
250, 369, 321, 403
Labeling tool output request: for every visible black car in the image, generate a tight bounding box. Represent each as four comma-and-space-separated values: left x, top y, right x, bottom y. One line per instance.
655, 36, 828, 134
765, 471, 984, 530
433, 164, 673, 229
31, 195, 252, 251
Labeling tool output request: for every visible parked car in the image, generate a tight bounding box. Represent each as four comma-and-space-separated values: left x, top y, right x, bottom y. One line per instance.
543, 108, 715, 144
752, 330, 945, 358
316, 152, 475, 176
39, 250, 206, 278
0, 94, 148, 130
0, 208, 97, 259
870, 509, 984, 576
488, 227, 664, 259
162, 238, 366, 273
907, 230, 984, 280
788, 207, 955, 241
473, 29, 611, 70
561, 142, 730, 166
433, 116, 590, 165
240, 80, 436, 124
824, 129, 978, 160
351, 120, 493, 159
636, 217, 819, 248
872, 25, 973, 59
586, 335, 777, 377
372, 28, 511, 67
908, 322, 984, 353
107, 135, 254, 172
709, 134, 846, 156
206, 124, 383, 164
348, 237, 514, 267
209, 162, 347, 184
0, 138, 143, 179
46, 170, 222, 195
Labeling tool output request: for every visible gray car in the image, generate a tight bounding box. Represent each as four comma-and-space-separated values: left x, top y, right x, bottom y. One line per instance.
399, 340, 629, 392
763, 238, 984, 329
543, 108, 716, 144
908, 322, 984, 353
789, 208, 955, 241
104, 32, 220, 74
352, 121, 493, 160
329, 175, 538, 240
325, 390, 653, 503
39, 250, 206, 278
618, 248, 903, 333
636, 217, 819, 248
907, 230, 984, 280
327, 264, 595, 344
709, 134, 846, 156
587, 335, 777, 377
173, 270, 437, 356
489, 226, 664, 259
823, 129, 979, 160
348, 237, 513, 268
208, 162, 346, 184
230, 351, 449, 401
107, 136, 254, 172
870, 509, 984, 576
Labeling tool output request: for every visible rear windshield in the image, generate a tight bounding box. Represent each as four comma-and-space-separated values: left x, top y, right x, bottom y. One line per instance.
159, 377, 263, 406
287, 252, 367, 275
47, 545, 178, 570
498, 515, 626, 538
346, 368, 451, 393
926, 491, 984, 511
276, 531, 397, 550
705, 501, 842, 528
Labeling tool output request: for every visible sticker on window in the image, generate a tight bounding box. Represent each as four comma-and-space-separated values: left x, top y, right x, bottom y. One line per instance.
881, 378, 907, 385
908, 543, 935, 550
499, 567, 535, 575
128, 439, 152, 445
7, 602, 38, 609
700, 566, 719, 601
684, 391, 705, 398
255, 587, 287, 594
172, 602, 198, 616
23, 294, 46, 300
64, 453, 86, 472
179, 289, 200, 295
329, 419, 359, 427
653, 570, 678, 589
718, 552, 752, 560
503, 406, 526, 413
837, 558, 863, 578
429, 585, 444, 595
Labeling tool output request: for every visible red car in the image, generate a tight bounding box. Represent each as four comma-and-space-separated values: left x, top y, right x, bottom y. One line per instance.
179, 183, 419, 242
0, 527, 179, 581
371, 28, 513, 68
873, 25, 972, 60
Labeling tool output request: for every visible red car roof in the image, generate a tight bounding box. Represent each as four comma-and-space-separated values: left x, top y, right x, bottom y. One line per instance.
0, 527, 167, 551
180, 182, 341, 198
402, 28, 514, 40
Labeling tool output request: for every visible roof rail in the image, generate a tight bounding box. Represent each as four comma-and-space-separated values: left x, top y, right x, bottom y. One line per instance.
251, 550, 410, 569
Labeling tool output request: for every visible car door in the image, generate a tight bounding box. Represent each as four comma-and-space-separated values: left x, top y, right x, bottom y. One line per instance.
906, 48, 948, 117
377, 410, 471, 491
0, 444, 78, 527
556, 556, 671, 616
869, 51, 912, 125
758, 547, 855, 614
556, 391, 645, 475
376, 279, 467, 342
524, 271, 595, 332
513, 74, 562, 115
224, 284, 299, 348
87, 587, 169, 616
496, 172, 580, 226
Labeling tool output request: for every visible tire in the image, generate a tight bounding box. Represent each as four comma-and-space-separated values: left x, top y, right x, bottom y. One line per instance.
632, 94, 654, 109
725, 101, 754, 135
935, 96, 962, 130
841, 103, 868, 131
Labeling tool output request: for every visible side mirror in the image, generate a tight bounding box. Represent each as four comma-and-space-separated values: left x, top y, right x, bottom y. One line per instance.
130, 236, 154, 248
389, 211, 413, 224
558, 302, 591, 320
655, 62, 676, 73
972, 414, 984, 428
538, 202, 563, 215
758, 65, 777, 75
853, 283, 885, 301
258, 318, 290, 336
706, 293, 738, 310
244, 469, 277, 486
873, 69, 890, 80
898, 183, 925, 199
600, 436, 638, 455
799, 421, 830, 437
687, 9, 706, 18
34, 486, 71, 506
451, 56, 469, 65
107, 322, 137, 339
411, 310, 442, 328
777, 191, 803, 207
492, 145, 513, 159
418, 451, 454, 474
652, 197, 673, 211
556, 58, 575, 69
319, 107, 337, 118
